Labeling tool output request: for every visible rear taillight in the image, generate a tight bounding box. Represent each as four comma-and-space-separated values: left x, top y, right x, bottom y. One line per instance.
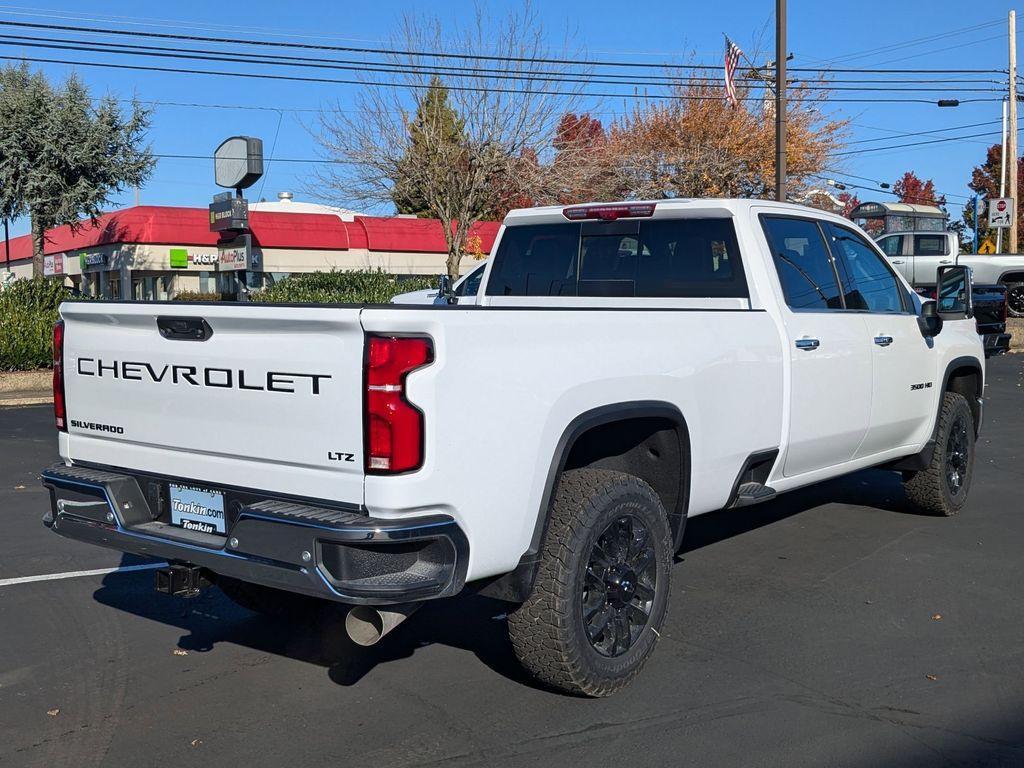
53, 320, 66, 431
364, 335, 433, 474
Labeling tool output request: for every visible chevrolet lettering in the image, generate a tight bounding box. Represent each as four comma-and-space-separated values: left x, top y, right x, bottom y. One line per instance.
41, 199, 984, 697
75, 358, 331, 394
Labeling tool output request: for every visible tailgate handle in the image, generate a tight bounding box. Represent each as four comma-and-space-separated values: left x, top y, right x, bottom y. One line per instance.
157, 316, 213, 342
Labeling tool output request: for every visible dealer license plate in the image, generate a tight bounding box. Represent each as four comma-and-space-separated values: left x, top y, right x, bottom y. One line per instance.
169, 483, 226, 535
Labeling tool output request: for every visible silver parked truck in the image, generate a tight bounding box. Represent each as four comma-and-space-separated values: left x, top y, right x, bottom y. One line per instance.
876, 230, 1024, 316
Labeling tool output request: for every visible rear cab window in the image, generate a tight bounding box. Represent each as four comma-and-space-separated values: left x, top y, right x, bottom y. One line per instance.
485, 216, 749, 300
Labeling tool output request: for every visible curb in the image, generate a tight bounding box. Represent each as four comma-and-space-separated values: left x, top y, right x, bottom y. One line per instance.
0, 395, 53, 407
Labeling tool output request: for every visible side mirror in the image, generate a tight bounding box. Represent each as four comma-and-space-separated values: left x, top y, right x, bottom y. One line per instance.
437, 274, 457, 305
918, 300, 944, 338
936, 265, 973, 320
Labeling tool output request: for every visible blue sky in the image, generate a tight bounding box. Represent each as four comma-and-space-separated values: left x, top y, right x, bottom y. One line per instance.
1, 0, 1017, 237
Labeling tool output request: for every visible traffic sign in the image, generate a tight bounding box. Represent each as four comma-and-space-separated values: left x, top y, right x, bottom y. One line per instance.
979, 238, 997, 254
988, 197, 1014, 228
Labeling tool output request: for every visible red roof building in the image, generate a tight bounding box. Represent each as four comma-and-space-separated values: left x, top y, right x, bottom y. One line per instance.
1, 202, 500, 300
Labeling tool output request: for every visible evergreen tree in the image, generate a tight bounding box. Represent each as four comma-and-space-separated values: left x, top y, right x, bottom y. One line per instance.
391, 77, 466, 218
0, 64, 154, 275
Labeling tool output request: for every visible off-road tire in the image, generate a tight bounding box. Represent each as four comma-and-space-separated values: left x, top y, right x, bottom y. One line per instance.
507, 469, 673, 697
903, 392, 975, 516
216, 576, 327, 621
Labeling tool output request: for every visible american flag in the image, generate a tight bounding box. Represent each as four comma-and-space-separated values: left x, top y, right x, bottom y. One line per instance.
724, 36, 742, 107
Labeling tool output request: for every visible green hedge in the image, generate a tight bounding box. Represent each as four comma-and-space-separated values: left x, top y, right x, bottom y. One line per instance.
250, 269, 435, 304
172, 291, 221, 302
0, 277, 76, 371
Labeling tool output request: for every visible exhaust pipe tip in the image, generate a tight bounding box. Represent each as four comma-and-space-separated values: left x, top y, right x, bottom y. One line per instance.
345, 603, 420, 647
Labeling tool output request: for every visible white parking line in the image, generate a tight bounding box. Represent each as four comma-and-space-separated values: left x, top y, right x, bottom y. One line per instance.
0, 562, 168, 588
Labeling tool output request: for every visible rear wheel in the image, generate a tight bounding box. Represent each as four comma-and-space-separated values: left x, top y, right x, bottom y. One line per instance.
507, 469, 673, 697
902, 392, 975, 516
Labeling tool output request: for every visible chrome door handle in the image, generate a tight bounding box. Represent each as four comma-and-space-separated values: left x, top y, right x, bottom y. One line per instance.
795, 338, 820, 351
891, 259, 904, 264
939, 259, 953, 264
874, 335, 894, 347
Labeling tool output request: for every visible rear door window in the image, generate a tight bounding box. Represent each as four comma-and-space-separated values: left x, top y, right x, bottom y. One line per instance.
761, 216, 844, 310
485, 217, 748, 298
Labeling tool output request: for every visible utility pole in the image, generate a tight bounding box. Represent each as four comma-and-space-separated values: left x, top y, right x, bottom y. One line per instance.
1009, 9, 1018, 253
998, 97, 1007, 253
775, 0, 787, 202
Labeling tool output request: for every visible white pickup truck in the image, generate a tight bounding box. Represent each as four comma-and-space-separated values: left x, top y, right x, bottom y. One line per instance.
876, 229, 1024, 316
42, 199, 984, 697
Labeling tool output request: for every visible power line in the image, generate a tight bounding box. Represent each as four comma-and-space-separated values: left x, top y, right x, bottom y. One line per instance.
836, 130, 1003, 156
816, 170, 972, 201
156, 153, 344, 164
0, 31, 1006, 92
3, 53, 997, 104
0, 19, 1006, 75
872, 34, 1006, 67
811, 19, 1003, 67
846, 119, 1002, 144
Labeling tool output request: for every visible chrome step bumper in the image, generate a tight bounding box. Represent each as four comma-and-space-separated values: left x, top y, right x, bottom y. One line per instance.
41, 463, 468, 605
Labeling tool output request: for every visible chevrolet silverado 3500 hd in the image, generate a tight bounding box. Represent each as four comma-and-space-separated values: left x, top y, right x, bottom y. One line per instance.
42, 200, 984, 697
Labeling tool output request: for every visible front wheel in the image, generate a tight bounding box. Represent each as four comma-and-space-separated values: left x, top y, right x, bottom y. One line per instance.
902, 392, 975, 516
1006, 283, 1024, 318
507, 469, 674, 697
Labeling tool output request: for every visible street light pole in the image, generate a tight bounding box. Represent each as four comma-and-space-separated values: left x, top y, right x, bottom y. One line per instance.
775, 0, 787, 202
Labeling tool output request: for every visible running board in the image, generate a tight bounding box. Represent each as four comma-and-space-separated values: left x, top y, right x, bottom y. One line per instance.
730, 482, 777, 508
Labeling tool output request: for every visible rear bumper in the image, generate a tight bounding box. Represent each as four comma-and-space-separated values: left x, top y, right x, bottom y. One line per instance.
983, 332, 1011, 357
41, 464, 468, 606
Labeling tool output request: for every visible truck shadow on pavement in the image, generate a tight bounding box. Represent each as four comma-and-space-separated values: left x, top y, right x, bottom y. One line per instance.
681, 466, 916, 555
91, 467, 920, 690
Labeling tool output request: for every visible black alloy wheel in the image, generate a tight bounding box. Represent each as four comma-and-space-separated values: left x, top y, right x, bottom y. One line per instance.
582, 515, 657, 657
1007, 284, 1024, 317
507, 468, 674, 696
902, 391, 975, 516
945, 412, 970, 496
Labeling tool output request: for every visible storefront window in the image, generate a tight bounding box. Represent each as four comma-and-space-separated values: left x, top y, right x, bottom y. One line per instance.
81, 272, 101, 298
132, 273, 173, 301
105, 272, 120, 300
198, 271, 214, 293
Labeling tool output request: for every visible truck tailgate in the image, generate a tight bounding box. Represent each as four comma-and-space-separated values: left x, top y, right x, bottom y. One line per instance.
59, 301, 366, 504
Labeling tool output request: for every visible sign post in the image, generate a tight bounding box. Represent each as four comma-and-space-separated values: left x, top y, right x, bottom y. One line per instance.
973, 195, 979, 253
988, 196, 1014, 231
208, 136, 265, 301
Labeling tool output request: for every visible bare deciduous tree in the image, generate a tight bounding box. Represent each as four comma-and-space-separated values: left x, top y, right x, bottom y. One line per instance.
316, 4, 585, 281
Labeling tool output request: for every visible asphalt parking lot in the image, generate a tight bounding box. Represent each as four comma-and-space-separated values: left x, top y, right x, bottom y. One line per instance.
2, 356, 1023, 768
